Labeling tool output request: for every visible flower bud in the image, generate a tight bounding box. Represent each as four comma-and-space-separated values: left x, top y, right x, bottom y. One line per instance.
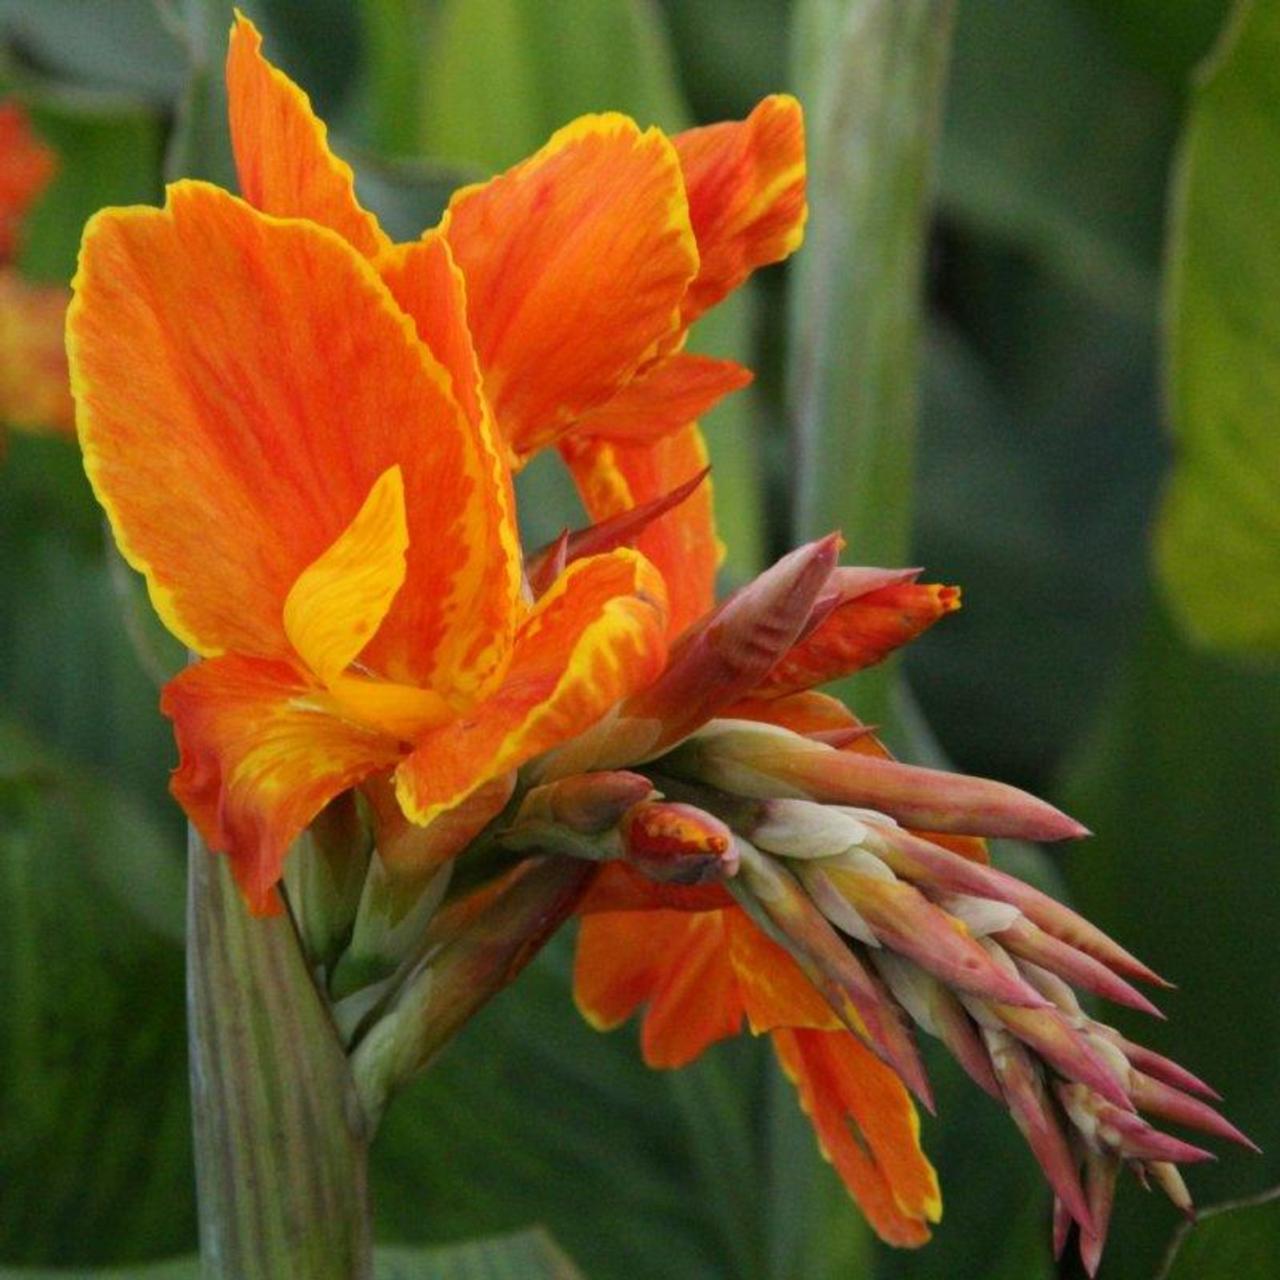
750, 797, 868, 858
618, 800, 739, 885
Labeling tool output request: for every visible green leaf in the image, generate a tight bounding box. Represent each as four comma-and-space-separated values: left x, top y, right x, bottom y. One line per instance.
788, 0, 956, 730
375, 1230, 584, 1279
420, 0, 688, 172
1077, 0, 1230, 91
1155, 1187, 1280, 1280
1157, 0, 1280, 654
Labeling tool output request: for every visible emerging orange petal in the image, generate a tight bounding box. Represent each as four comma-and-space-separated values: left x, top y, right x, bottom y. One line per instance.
773, 1027, 941, 1247
443, 114, 698, 459
570, 353, 752, 444
226, 14, 389, 258
757, 580, 962, 698
562, 422, 720, 640
0, 100, 56, 262
163, 653, 400, 914
578, 861, 735, 914
394, 549, 668, 826
0, 270, 72, 433
726, 907, 842, 1033
675, 94, 807, 326
69, 181, 515, 697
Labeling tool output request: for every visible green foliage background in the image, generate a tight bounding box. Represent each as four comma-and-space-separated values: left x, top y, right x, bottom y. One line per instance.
0, 0, 1276, 1277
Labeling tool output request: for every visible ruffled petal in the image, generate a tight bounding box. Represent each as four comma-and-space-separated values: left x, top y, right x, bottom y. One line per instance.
570, 353, 752, 444
69, 181, 515, 696
562, 423, 719, 639
675, 94, 807, 325
757, 580, 960, 698
394, 548, 668, 825
443, 113, 698, 458
0, 270, 72, 432
163, 653, 400, 913
226, 14, 389, 257
773, 1027, 940, 1247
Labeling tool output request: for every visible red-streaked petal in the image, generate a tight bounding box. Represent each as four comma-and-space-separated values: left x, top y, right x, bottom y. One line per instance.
675, 94, 806, 325
394, 549, 668, 825
0, 270, 72, 433
163, 653, 400, 914
226, 14, 389, 257
0, 100, 57, 261
443, 113, 698, 458
773, 1027, 940, 1247
69, 181, 515, 695
562, 422, 720, 639
570, 353, 752, 444
757, 581, 961, 698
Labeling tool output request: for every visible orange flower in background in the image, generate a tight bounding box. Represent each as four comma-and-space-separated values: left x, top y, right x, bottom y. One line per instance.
0, 99, 73, 437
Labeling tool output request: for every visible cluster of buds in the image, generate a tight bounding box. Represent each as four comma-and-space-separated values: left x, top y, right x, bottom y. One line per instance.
498, 714, 1252, 1274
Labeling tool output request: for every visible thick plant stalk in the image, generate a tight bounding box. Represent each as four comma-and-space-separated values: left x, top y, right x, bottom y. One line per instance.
789, 0, 956, 727
187, 831, 374, 1279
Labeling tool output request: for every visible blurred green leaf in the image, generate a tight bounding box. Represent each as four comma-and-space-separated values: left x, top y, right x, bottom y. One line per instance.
0, 748, 190, 1266
940, 0, 1174, 314
165, 0, 238, 184
376, 1230, 584, 1278
1155, 1187, 1280, 1280
1056, 598, 1280, 1276
421, 0, 687, 171
1157, 0, 1280, 655
788, 0, 955, 730
1076, 0, 1230, 91
0, 0, 186, 99
354, 0, 430, 155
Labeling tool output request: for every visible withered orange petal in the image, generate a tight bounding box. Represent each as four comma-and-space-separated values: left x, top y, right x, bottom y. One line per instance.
578, 861, 735, 914
163, 653, 400, 915
726, 907, 842, 1033
570, 353, 752, 444
226, 14, 389, 257
561, 423, 720, 640
757, 582, 961, 698
0, 270, 72, 433
371, 232, 522, 698
675, 94, 806, 325
0, 100, 57, 261
394, 548, 668, 826
773, 1027, 941, 1247
70, 182, 514, 690
443, 113, 698, 458
640, 910, 744, 1067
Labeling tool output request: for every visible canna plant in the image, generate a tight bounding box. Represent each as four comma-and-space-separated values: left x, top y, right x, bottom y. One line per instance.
66, 14, 1248, 1278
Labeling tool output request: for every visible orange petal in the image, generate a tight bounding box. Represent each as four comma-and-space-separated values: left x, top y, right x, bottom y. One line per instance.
443, 114, 698, 458
394, 548, 668, 825
675, 95, 806, 326
562, 422, 720, 639
772, 1027, 940, 1247
0, 270, 72, 433
578, 861, 735, 914
0, 100, 57, 262
163, 653, 400, 914
757, 581, 962, 698
726, 907, 842, 1033
69, 181, 516, 697
570, 353, 752, 444
226, 14, 389, 257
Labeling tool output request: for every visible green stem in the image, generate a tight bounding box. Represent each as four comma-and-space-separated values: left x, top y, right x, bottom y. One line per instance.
187, 831, 374, 1279
789, 0, 956, 728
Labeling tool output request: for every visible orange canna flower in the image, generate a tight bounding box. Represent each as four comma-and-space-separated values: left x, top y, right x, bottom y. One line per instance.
68, 17, 698, 913
224, 13, 806, 641
0, 99, 73, 437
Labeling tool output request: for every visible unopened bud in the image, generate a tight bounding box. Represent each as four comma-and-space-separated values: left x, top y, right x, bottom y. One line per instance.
619, 800, 739, 885
516, 771, 655, 834
750, 798, 868, 859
